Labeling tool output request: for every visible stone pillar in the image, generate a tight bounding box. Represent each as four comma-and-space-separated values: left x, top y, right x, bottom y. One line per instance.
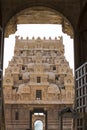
59, 115, 63, 130
75, 5, 87, 68
0, 23, 5, 130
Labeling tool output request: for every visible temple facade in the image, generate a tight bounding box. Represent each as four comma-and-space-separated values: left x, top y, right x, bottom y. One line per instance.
3, 36, 74, 130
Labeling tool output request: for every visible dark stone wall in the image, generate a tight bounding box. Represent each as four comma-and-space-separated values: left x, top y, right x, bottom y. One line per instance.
75, 2, 87, 68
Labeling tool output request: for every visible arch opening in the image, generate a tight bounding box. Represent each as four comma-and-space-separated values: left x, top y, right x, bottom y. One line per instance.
4, 7, 74, 73
34, 120, 43, 130
4, 7, 74, 74
3, 5, 75, 130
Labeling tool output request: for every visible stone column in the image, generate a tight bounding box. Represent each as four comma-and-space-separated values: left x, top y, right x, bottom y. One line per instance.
0, 25, 5, 130
59, 115, 63, 130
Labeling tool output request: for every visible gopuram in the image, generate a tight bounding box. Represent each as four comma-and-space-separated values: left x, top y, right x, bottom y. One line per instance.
3, 36, 74, 130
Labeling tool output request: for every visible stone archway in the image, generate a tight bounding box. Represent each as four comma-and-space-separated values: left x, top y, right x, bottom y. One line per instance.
30, 109, 47, 130
4, 6, 74, 39
4, 6, 75, 130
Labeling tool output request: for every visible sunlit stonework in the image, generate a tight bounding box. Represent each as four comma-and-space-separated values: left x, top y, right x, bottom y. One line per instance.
3, 36, 74, 130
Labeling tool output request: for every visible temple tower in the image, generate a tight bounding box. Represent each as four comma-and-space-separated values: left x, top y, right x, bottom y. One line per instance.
3, 36, 74, 130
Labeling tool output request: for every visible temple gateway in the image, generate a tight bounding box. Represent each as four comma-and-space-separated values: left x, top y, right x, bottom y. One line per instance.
3, 36, 74, 130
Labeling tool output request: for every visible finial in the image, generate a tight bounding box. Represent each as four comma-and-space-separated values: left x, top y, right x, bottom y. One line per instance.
58, 36, 63, 40
37, 37, 41, 40
55, 37, 57, 40
49, 37, 51, 40
44, 37, 46, 40
21, 37, 23, 40
32, 36, 35, 40
26, 37, 29, 40
60, 36, 63, 42
15, 35, 19, 40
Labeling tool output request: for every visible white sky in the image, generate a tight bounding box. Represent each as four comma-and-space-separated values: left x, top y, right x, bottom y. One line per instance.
4, 24, 74, 74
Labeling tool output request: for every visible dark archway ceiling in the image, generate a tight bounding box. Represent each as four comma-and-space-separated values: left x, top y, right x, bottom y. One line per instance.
4, 7, 74, 38
1, 0, 81, 33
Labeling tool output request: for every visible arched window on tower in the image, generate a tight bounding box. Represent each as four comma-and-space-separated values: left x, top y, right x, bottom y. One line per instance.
36, 90, 42, 100
15, 111, 19, 120
37, 77, 41, 83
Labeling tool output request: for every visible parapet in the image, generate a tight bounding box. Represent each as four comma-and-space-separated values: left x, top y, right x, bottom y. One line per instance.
15, 35, 63, 42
